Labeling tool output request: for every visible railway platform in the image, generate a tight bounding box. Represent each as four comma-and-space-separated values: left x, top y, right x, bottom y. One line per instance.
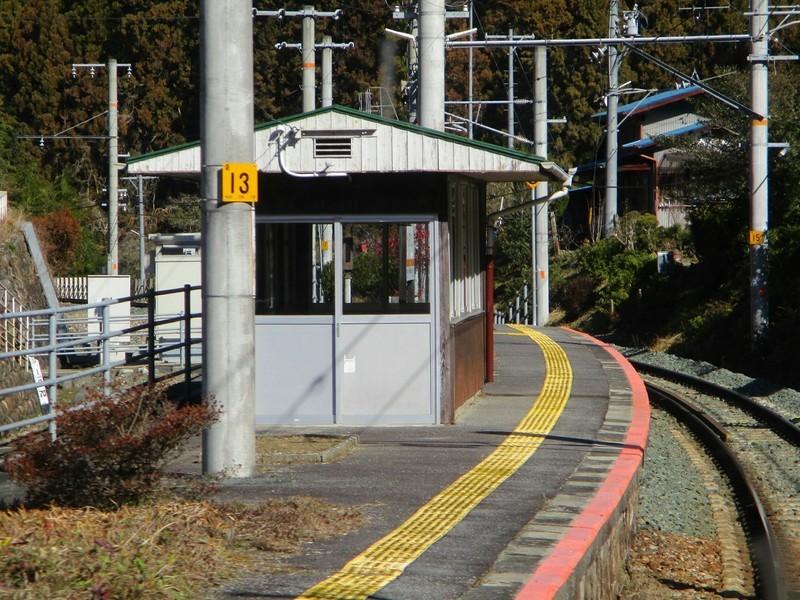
201, 325, 650, 599
0, 325, 649, 599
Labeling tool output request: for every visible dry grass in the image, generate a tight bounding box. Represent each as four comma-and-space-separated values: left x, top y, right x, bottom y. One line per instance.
649, 332, 684, 353
0, 206, 23, 241
0, 487, 364, 598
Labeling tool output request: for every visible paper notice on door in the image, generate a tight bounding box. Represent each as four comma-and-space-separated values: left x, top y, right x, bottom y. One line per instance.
344, 356, 356, 373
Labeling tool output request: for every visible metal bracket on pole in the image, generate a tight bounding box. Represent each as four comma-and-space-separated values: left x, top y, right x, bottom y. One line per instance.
623, 43, 763, 120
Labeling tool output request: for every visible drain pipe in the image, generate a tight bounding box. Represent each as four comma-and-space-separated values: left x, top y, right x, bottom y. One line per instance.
275, 129, 348, 178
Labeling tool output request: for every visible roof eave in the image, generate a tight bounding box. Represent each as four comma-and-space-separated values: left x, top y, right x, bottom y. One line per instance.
126, 105, 570, 184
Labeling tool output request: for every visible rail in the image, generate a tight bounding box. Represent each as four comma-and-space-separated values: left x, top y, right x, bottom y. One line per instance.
644, 380, 787, 600
630, 359, 800, 446
0, 285, 201, 440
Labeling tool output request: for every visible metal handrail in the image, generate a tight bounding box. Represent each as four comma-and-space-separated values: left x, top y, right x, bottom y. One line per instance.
0, 285, 202, 439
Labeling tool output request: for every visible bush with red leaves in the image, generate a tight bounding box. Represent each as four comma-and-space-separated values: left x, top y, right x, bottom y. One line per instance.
32, 207, 82, 276
4, 383, 218, 509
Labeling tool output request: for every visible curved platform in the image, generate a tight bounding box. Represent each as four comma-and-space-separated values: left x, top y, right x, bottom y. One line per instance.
206, 325, 650, 599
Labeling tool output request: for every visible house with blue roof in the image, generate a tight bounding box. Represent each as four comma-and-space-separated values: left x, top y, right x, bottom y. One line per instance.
564, 84, 705, 238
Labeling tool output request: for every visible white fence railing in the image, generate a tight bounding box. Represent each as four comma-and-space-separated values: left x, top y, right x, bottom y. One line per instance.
494, 283, 534, 325
0, 283, 31, 368
54, 276, 154, 303
54, 277, 88, 302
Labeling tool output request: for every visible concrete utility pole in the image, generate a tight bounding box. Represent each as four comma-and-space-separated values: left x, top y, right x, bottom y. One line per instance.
200, 0, 256, 477
302, 6, 316, 112
604, 0, 620, 237
533, 46, 549, 326
322, 35, 334, 107
392, 1, 468, 125
108, 59, 120, 275
749, 0, 769, 341
72, 60, 132, 276
418, 0, 446, 130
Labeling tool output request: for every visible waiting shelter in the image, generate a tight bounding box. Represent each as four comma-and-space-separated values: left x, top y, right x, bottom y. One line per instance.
126, 105, 569, 425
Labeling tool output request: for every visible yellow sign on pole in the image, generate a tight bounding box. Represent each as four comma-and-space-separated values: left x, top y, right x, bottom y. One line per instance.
222, 163, 258, 202
749, 230, 764, 245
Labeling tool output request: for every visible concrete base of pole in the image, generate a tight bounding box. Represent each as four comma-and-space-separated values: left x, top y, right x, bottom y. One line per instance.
201, 202, 256, 478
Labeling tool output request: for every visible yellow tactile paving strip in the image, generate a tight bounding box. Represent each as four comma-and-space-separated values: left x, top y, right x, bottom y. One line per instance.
297, 325, 573, 600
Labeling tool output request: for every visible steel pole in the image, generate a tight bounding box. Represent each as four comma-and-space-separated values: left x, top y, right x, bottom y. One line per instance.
137, 175, 145, 292
485, 249, 494, 382
302, 6, 316, 112
200, 0, 256, 477
604, 0, 620, 237
406, 16, 419, 123
534, 46, 549, 326
108, 58, 119, 275
508, 29, 514, 149
750, 0, 769, 340
418, 0, 446, 130
468, 4, 474, 138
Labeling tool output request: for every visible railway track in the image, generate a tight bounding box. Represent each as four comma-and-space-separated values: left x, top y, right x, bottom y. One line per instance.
631, 359, 800, 600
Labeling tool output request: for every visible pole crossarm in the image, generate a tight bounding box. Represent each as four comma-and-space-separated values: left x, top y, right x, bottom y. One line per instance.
253, 7, 342, 20
449, 33, 751, 49
623, 43, 763, 120
275, 41, 354, 51
393, 8, 469, 20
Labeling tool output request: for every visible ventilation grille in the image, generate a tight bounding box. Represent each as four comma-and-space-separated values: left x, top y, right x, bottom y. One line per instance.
314, 137, 352, 159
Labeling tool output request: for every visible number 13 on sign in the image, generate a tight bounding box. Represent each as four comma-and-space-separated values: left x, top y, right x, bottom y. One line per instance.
222, 163, 258, 202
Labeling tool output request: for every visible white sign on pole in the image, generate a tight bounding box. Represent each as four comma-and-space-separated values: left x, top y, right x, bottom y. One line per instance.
27, 356, 50, 410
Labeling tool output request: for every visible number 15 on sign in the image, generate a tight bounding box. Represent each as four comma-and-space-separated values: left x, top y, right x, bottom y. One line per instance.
222, 163, 258, 202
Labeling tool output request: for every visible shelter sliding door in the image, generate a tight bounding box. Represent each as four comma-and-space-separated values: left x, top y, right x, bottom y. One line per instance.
254, 221, 335, 424
336, 221, 436, 424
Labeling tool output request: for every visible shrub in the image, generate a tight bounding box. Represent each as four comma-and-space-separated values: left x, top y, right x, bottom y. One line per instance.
4, 383, 218, 509
31, 207, 82, 276
553, 272, 596, 320
351, 251, 385, 302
